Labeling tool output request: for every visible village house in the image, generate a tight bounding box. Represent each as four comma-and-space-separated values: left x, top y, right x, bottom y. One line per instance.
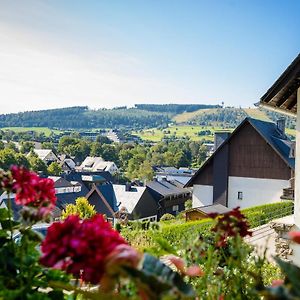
147, 178, 192, 217
77, 156, 118, 175
85, 182, 158, 222
185, 204, 231, 222
58, 154, 76, 174
152, 166, 195, 185
32, 149, 59, 165
185, 117, 295, 209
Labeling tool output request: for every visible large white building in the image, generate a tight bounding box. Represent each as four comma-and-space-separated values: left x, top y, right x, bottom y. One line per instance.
78, 156, 118, 175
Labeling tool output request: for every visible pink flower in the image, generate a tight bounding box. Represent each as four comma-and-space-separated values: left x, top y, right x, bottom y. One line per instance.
40, 214, 128, 284
271, 279, 284, 287
167, 255, 204, 277
289, 231, 300, 244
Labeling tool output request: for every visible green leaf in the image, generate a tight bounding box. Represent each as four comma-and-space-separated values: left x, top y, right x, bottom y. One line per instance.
275, 257, 300, 297
0, 208, 10, 221
0, 220, 19, 230
124, 254, 195, 299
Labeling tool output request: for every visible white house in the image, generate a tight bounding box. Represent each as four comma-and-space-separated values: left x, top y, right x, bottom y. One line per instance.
185, 118, 294, 209
32, 149, 59, 165
78, 156, 118, 175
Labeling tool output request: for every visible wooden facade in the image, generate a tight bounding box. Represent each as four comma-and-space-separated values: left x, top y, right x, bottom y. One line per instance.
228, 122, 292, 180
191, 120, 292, 187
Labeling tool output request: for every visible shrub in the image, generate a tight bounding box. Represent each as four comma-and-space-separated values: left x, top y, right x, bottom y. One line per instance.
160, 213, 175, 221
122, 201, 294, 252
243, 201, 294, 228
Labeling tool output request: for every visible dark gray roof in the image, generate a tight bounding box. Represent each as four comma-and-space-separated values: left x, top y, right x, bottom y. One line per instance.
187, 204, 231, 215
55, 188, 88, 210
247, 118, 295, 169
97, 184, 119, 212
147, 179, 190, 197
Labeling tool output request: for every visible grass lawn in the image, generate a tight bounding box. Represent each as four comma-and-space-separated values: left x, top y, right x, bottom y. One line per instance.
132, 125, 234, 142
1, 127, 62, 136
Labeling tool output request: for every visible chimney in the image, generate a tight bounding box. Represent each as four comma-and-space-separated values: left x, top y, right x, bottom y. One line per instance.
125, 182, 132, 192
214, 132, 230, 151
277, 118, 286, 136
289, 142, 295, 158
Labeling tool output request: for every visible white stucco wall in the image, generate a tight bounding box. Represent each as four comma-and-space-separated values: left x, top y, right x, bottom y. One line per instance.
192, 184, 213, 208
228, 176, 290, 209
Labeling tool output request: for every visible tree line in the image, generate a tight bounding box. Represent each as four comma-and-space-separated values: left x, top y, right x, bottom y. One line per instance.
0, 135, 209, 181
0, 106, 171, 130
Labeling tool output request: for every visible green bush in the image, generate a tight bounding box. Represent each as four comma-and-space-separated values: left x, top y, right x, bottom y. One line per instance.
243, 201, 294, 228
122, 201, 294, 252
160, 213, 175, 221
159, 218, 212, 248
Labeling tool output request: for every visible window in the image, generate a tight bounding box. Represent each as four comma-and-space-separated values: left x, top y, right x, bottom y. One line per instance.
238, 191, 243, 200
172, 205, 179, 212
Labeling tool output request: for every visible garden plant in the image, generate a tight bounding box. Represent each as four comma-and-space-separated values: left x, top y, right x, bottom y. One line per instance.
0, 166, 299, 299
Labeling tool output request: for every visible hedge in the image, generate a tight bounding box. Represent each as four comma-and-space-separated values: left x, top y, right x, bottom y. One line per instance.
243, 201, 294, 228
121, 201, 294, 252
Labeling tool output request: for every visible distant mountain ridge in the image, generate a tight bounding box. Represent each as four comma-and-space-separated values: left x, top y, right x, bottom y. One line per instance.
0, 104, 219, 130
0, 105, 295, 130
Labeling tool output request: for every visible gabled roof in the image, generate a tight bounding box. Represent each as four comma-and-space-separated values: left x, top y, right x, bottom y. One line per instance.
33, 149, 56, 160
185, 117, 295, 187
78, 156, 116, 172
48, 176, 74, 188
186, 204, 231, 215
87, 184, 148, 215
112, 185, 147, 214
260, 53, 300, 115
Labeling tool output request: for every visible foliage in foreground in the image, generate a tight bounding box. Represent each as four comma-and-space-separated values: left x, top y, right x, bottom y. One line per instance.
0, 166, 298, 299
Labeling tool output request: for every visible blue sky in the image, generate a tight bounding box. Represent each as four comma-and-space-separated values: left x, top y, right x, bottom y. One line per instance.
0, 0, 299, 113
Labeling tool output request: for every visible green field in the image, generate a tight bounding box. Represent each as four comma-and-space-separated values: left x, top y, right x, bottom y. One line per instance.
133, 125, 234, 142
172, 108, 218, 123
242, 108, 270, 121
1, 127, 62, 137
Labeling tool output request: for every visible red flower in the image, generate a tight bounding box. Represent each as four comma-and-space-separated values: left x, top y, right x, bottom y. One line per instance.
11, 166, 40, 205
40, 214, 128, 284
10, 166, 56, 216
289, 231, 300, 244
208, 207, 252, 247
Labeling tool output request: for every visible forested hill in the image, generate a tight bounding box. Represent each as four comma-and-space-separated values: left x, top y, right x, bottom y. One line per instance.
0, 105, 295, 130
0, 106, 170, 129
0, 104, 221, 130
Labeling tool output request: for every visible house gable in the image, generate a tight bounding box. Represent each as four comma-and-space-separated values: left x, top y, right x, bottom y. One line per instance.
187, 118, 293, 188
86, 188, 115, 218
228, 121, 292, 180
131, 189, 158, 219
